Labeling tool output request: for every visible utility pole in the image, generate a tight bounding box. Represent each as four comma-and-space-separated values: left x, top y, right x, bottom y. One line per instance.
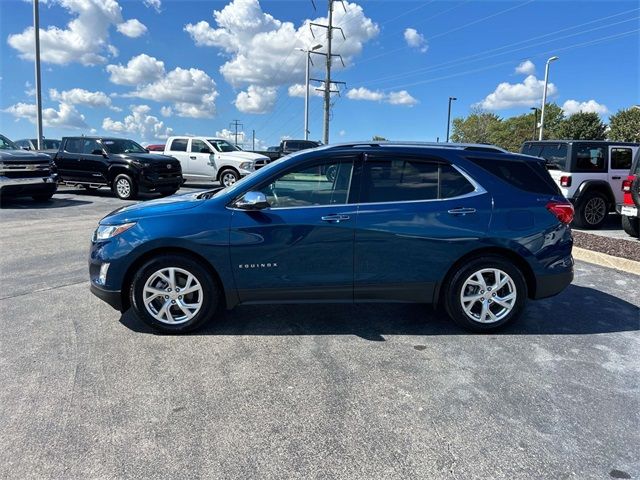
229, 119, 243, 147
33, 0, 43, 150
310, 1, 346, 145
252, 129, 255, 151
296, 44, 323, 140
446, 96, 456, 143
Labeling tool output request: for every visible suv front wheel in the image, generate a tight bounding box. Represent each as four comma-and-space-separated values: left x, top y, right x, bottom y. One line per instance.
130, 255, 220, 333
113, 173, 137, 200
573, 191, 608, 229
444, 256, 527, 332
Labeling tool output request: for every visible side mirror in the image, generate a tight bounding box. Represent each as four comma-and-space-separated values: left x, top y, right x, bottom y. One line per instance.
235, 191, 270, 210
200, 148, 212, 154
21, 146, 31, 150
91, 149, 105, 156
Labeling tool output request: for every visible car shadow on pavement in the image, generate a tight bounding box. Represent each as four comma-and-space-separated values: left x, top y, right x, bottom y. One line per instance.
0, 196, 93, 209
119, 284, 639, 340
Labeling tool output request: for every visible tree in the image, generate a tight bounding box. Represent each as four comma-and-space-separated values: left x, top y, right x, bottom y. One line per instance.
450, 108, 501, 144
538, 103, 565, 139
491, 111, 537, 152
608, 107, 640, 142
556, 112, 607, 140
372, 135, 388, 141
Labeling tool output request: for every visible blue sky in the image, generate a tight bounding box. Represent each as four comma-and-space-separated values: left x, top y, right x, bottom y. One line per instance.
0, 0, 638, 147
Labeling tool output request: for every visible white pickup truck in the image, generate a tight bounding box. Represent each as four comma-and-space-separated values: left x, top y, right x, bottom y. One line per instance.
164, 136, 270, 187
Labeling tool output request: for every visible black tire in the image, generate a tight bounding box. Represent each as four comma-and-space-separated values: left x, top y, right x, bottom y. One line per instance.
32, 192, 55, 202
130, 254, 220, 333
112, 173, 137, 200
621, 215, 639, 238
631, 176, 640, 209
573, 191, 608, 229
444, 255, 528, 333
218, 168, 239, 187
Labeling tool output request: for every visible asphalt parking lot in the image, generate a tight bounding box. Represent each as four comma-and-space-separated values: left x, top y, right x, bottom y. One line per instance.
1, 186, 639, 480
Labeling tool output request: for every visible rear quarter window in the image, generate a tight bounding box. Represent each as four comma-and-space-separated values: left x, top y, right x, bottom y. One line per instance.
468, 156, 560, 195
169, 139, 188, 152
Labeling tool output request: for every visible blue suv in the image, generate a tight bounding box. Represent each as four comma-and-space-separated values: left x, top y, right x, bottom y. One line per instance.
90, 143, 574, 333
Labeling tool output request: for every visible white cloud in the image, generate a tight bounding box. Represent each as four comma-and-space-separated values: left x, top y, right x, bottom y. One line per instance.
7, 0, 124, 66
346, 87, 418, 106
404, 28, 428, 53
25, 81, 36, 97
184, 0, 378, 109
3, 102, 88, 129
160, 106, 173, 117
106, 53, 165, 85
102, 104, 173, 140
387, 90, 418, 106
117, 19, 147, 38
562, 99, 609, 116
143, 0, 161, 12
347, 87, 385, 101
234, 85, 277, 114
288, 83, 324, 98
515, 60, 535, 75
476, 75, 557, 110
49, 88, 118, 110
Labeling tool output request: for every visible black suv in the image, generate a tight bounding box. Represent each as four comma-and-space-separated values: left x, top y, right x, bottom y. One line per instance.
54, 137, 183, 200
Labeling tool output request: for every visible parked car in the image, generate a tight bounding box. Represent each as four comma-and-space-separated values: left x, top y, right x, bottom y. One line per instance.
251, 139, 322, 161
14, 138, 61, 155
617, 148, 640, 238
164, 136, 269, 187
89, 142, 574, 334
54, 136, 183, 200
521, 140, 639, 229
146, 144, 165, 152
0, 134, 57, 202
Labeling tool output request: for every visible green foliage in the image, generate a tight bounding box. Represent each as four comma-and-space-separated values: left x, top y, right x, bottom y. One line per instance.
608, 107, 640, 142
556, 112, 607, 140
491, 112, 537, 152
539, 103, 565, 139
372, 135, 388, 141
450, 108, 501, 144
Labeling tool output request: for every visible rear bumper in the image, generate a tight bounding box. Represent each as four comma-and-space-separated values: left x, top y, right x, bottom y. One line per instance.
534, 268, 574, 300
90, 283, 123, 311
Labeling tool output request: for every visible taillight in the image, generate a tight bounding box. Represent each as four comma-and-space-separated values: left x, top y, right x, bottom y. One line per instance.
546, 201, 574, 224
560, 176, 572, 187
622, 176, 634, 192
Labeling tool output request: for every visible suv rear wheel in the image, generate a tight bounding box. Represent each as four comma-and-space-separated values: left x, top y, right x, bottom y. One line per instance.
621, 215, 639, 238
573, 191, 608, 229
130, 255, 220, 333
113, 173, 137, 200
444, 256, 527, 332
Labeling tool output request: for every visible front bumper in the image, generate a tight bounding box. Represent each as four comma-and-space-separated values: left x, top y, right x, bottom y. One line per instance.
90, 283, 123, 311
0, 174, 58, 196
138, 174, 184, 192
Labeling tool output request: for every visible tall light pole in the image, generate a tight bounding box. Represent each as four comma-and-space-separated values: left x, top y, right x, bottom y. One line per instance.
538, 55, 558, 141
297, 44, 322, 141
33, 0, 43, 150
530, 107, 538, 140
446, 96, 457, 143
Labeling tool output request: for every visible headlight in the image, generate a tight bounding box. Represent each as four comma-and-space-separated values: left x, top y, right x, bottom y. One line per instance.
239, 162, 254, 170
94, 222, 136, 240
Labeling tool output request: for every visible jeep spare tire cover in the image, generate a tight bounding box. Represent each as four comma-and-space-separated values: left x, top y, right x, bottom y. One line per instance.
632, 176, 640, 209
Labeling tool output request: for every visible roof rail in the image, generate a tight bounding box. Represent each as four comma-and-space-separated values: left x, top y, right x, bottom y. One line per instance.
323, 141, 506, 152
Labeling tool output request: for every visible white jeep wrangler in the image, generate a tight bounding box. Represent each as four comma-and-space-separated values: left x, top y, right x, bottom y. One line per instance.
164, 136, 270, 187
521, 140, 639, 229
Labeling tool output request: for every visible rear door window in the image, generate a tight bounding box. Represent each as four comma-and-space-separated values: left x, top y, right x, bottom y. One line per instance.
169, 138, 188, 152
574, 145, 606, 171
64, 138, 83, 153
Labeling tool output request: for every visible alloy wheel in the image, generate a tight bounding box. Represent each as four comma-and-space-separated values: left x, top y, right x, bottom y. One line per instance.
222, 172, 237, 187
143, 267, 203, 325
116, 178, 131, 198
460, 268, 517, 324
584, 197, 606, 225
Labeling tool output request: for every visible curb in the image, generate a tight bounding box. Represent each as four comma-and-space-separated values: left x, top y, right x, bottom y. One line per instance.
573, 247, 640, 276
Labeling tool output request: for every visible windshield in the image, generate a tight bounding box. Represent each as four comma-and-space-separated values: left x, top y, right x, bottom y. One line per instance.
0, 135, 18, 150
102, 139, 147, 154
208, 139, 240, 153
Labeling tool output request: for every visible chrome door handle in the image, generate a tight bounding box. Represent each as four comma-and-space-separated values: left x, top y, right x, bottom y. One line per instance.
189, 156, 197, 160
321, 214, 350, 223
448, 207, 476, 215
